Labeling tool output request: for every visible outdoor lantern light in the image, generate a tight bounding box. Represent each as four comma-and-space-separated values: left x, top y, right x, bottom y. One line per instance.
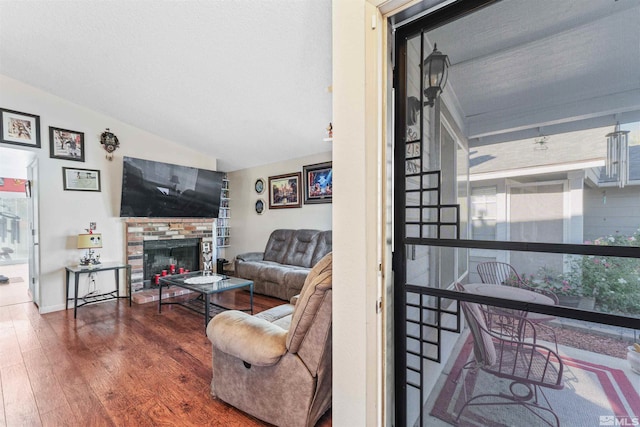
605, 122, 630, 188
423, 43, 450, 107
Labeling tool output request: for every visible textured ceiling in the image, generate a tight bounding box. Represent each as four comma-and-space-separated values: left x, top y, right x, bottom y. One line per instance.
429, 0, 639, 122
0, 0, 333, 172
406, 0, 640, 145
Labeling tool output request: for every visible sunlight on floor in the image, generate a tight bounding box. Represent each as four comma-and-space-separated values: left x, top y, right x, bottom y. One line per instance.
0, 263, 30, 306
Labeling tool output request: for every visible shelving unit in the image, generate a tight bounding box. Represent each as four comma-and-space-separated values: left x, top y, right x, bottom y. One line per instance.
216, 175, 230, 248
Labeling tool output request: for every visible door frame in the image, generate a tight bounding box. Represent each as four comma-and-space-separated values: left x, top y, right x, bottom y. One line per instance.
26, 157, 40, 307
391, 1, 640, 426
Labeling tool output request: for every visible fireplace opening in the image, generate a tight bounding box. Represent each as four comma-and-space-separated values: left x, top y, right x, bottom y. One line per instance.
143, 238, 200, 288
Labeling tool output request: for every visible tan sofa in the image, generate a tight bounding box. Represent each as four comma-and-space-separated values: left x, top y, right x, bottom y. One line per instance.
207, 252, 332, 427
234, 229, 332, 301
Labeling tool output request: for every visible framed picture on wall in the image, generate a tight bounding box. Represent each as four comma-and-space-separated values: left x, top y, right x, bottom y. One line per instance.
303, 161, 332, 204
0, 108, 41, 148
268, 172, 302, 209
49, 126, 85, 161
62, 167, 101, 192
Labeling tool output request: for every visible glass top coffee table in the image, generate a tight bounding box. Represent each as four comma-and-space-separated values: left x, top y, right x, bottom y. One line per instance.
158, 272, 253, 331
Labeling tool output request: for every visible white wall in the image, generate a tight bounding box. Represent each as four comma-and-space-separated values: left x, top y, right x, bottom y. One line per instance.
226, 152, 332, 260
0, 74, 219, 313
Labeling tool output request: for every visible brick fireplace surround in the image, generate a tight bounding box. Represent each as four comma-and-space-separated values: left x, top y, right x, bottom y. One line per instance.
125, 218, 213, 295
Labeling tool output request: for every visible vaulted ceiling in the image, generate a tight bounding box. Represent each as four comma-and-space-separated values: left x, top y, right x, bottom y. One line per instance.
1, 0, 639, 176
0, 1, 332, 172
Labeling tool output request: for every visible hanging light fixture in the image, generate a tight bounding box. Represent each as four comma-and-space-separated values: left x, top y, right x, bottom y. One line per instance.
605, 122, 630, 188
533, 128, 549, 151
423, 44, 450, 107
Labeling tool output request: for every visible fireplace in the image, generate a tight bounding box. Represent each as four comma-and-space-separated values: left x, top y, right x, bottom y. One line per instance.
125, 218, 214, 292
143, 238, 200, 288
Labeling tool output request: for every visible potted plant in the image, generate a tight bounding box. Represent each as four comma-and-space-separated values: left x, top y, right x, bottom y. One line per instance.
528, 267, 587, 308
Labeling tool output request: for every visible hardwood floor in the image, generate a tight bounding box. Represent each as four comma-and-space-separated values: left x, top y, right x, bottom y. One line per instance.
0, 290, 332, 426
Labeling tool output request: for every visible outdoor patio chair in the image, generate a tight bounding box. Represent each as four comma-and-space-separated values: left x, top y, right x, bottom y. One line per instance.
476, 261, 559, 352
456, 300, 565, 427
477, 261, 559, 303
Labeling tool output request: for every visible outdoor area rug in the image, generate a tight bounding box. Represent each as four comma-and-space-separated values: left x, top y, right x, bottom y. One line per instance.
429, 335, 640, 427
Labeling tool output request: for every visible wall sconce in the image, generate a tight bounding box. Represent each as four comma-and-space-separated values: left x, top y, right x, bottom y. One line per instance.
100, 128, 120, 160
423, 44, 450, 107
605, 122, 630, 188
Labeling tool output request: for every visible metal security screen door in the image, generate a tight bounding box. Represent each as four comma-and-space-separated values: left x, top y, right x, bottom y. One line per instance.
393, 4, 480, 425
392, 1, 640, 426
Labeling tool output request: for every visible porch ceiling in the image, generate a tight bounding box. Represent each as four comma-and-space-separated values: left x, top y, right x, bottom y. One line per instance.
422, 0, 640, 145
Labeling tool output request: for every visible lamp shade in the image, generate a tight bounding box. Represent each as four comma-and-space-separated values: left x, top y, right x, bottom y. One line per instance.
77, 233, 102, 249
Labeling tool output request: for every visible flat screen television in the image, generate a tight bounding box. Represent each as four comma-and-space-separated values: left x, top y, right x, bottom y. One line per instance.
119, 156, 224, 218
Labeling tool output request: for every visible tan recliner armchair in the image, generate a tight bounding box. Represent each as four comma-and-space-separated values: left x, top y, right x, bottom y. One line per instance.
206, 253, 332, 427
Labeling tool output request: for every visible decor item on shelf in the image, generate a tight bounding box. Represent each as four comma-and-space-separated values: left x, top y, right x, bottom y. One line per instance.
62, 167, 101, 192
422, 44, 449, 107
0, 108, 41, 148
268, 172, 302, 209
254, 178, 264, 194
49, 126, 85, 161
605, 121, 630, 188
77, 226, 102, 266
201, 241, 214, 274
255, 198, 265, 214
100, 128, 120, 160
303, 161, 332, 204
326, 122, 333, 138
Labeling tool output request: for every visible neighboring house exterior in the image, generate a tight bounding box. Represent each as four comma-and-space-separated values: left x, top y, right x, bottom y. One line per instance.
469, 123, 640, 281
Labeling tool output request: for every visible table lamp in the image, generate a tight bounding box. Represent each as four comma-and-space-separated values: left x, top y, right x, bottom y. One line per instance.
78, 232, 102, 266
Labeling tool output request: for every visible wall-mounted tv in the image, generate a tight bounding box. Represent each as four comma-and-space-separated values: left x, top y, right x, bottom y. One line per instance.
119, 156, 224, 218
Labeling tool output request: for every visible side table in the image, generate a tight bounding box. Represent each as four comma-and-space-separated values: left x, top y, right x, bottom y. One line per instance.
65, 262, 132, 318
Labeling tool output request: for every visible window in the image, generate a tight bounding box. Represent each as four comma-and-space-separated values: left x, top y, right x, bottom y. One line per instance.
471, 186, 496, 240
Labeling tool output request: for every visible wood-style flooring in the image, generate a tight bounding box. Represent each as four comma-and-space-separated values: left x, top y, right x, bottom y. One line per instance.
0, 290, 332, 426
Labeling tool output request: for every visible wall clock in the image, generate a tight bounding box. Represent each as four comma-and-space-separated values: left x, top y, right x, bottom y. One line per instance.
100, 128, 120, 160
255, 199, 265, 215
255, 178, 265, 194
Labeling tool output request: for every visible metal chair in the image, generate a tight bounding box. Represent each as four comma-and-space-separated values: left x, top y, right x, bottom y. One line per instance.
477, 261, 559, 303
476, 261, 559, 352
456, 300, 564, 427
